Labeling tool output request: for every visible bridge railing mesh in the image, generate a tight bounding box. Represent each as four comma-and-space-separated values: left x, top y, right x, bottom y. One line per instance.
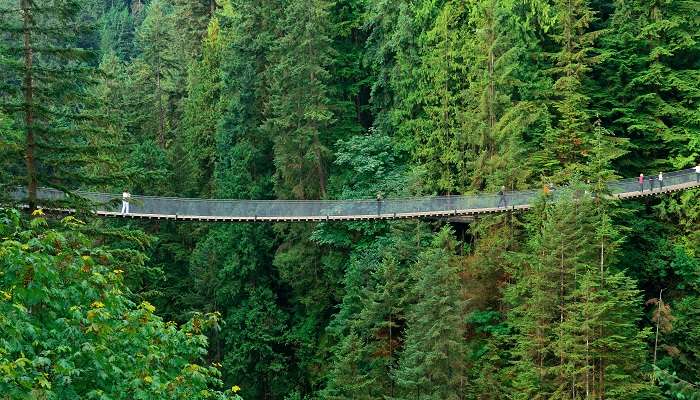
9, 168, 698, 219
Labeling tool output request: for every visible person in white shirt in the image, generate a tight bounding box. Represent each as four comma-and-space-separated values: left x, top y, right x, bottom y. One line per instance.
121, 189, 131, 215
658, 171, 664, 190
695, 164, 700, 183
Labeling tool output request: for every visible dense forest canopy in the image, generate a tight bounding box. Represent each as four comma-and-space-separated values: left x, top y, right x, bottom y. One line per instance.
0, 0, 699, 399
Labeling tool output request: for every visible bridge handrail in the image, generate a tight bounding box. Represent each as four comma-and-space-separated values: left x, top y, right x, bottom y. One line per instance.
8, 168, 698, 219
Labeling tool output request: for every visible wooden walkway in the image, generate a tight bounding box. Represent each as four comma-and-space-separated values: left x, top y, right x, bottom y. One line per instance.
16, 169, 695, 223
93, 204, 535, 222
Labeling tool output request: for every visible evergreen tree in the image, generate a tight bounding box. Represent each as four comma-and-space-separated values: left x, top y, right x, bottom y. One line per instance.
98, 2, 138, 60
505, 190, 655, 398
411, 0, 469, 194
364, 0, 437, 151
358, 255, 407, 398
327, 0, 372, 139
0, 0, 118, 207
265, 0, 335, 200
170, 0, 216, 63
597, 0, 700, 173
395, 227, 468, 399
461, 0, 550, 190
0, 110, 21, 193
541, 0, 603, 179
321, 330, 374, 399
184, 2, 293, 397
134, 0, 177, 148
189, 224, 290, 398
178, 17, 225, 196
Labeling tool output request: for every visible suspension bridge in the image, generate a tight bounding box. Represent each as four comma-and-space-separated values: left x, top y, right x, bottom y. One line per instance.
9, 168, 699, 222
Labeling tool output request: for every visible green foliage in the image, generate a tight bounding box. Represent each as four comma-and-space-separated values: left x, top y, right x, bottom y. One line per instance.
394, 226, 469, 399
0, 208, 239, 399
178, 17, 226, 196
3, 0, 699, 398
0, 111, 22, 193
134, 0, 178, 148
265, 0, 334, 199
0, 0, 119, 202
597, 0, 700, 174
505, 191, 656, 398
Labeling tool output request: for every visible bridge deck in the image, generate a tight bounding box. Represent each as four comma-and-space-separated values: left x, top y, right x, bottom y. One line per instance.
10, 169, 699, 222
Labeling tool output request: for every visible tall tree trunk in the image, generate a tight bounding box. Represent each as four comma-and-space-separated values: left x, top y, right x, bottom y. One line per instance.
157, 71, 165, 147
21, 0, 37, 210
652, 289, 663, 374
486, 1, 496, 139
313, 131, 326, 197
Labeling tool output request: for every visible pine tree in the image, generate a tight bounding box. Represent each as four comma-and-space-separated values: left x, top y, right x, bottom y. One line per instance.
170, 0, 215, 63
215, 0, 281, 199
78, 52, 133, 190
364, 0, 438, 152
597, 0, 700, 173
542, 0, 604, 179
461, 0, 551, 191
184, 2, 293, 397
98, 2, 138, 60
0, 110, 21, 193
0, 0, 118, 208
321, 330, 374, 399
264, 0, 334, 200
178, 17, 224, 196
505, 189, 655, 398
327, 0, 372, 140
357, 255, 408, 398
134, 0, 177, 148
411, 1, 468, 194
395, 227, 469, 399
190, 225, 291, 398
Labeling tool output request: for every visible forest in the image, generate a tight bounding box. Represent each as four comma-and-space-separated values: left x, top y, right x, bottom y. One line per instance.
0, 0, 699, 398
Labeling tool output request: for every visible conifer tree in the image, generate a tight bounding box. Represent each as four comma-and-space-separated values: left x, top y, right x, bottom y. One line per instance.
170, 0, 215, 62
185, 2, 293, 397
134, 0, 177, 148
265, 0, 334, 200
179, 17, 224, 196
598, 0, 699, 173
0, 0, 118, 208
506, 189, 655, 398
411, 1, 469, 194
542, 0, 603, 179
461, 0, 550, 190
0, 111, 21, 193
321, 330, 374, 399
364, 0, 437, 151
395, 227, 468, 399
358, 256, 408, 398
98, 3, 138, 60
324, 254, 409, 399
327, 0, 372, 139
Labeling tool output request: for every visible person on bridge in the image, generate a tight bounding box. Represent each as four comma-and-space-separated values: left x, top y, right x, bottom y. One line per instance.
376, 192, 382, 216
543, 183, 552, 196
648, 175, 654, 191
639, 173, 644, 192
497, 186, 507, 208
121, 189, 131, 215
658, 171, 664, 190
696, 164, 700, 182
